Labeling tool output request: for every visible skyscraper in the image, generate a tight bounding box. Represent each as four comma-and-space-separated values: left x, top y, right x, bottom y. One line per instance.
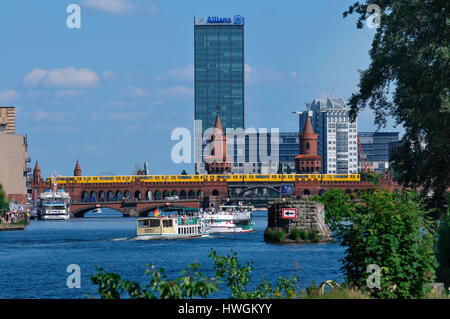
295, 98, 359, 174
194, 15, 245, 173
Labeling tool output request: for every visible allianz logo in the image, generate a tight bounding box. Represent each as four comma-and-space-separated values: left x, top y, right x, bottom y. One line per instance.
206, 15, 244, 24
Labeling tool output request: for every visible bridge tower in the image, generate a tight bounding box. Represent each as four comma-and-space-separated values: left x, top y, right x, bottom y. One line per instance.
33, 161, 41, 183
74, 160, 82, 176
204, 110, 231, 174
295, 116, 322, 173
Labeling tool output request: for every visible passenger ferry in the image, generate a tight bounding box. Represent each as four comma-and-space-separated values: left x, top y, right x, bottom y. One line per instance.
202, 205, 254, 233
136, 209, 209, 239
37, 190, 71, 220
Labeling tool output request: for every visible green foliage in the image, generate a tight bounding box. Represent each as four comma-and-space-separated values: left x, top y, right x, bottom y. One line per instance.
286, 165, 292, 174
308, 231, 319, 243
91, 262, 219, 299
209, 250, 299, 299
289, 229, 308, 242
361, 172, 379, 185
264, 229, 287, 243
0, 184, 9, 214
437, 193, 450, 288
318, 189, 437, 298
343, 1, 450, 216
277, 162, 283, 174
91, 250, 300, 299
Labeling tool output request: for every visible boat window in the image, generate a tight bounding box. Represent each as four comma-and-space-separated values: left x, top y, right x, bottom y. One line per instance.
163, 220, 173, 228
138, 220, 150, 228
149, 219, 160, 227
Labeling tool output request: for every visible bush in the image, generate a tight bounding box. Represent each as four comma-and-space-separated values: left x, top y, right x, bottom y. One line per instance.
317, 189, 437, 298
265, 229, 287, 243
288, 229, 307, 242
437, 193, 450, 289
308, 231, 320, 243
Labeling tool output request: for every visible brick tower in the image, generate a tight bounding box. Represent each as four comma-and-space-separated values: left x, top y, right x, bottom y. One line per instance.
204, 112, 231, 174
74, 160, 82, 176
295, 116, 322, 173
33, 161, 41, 183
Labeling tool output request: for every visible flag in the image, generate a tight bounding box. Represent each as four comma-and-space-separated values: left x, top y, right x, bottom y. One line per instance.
154, 208, 160, 217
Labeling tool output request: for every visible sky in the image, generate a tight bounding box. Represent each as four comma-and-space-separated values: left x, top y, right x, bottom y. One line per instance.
0, 0, 403, 177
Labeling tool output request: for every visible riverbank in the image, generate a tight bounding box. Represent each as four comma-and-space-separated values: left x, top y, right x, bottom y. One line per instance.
0, 223, 26, 231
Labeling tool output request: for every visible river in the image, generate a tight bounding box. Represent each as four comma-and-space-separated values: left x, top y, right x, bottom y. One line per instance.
0, 210, 345, 298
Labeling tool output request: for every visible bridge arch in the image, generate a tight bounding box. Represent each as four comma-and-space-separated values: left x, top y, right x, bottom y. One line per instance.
134, 190, 141, 200
188, 189, 195, 199
146, 190, 152, 200
107, 191, 115, 201
72, 205, 125, 218
180, 190, 187, 199
211, 189, 219, 196
303, 189, 310, 196
82, 191, 88, 201
124, 190, 131, 199
171, 190, 178, 197
116, 190, 122, 201
154, 190, 161, 200
90, 191, 97, 200
197, 190, 203, 198
99, 191, 106, 202
234, 186, 280, 198
319, 189, 326, 196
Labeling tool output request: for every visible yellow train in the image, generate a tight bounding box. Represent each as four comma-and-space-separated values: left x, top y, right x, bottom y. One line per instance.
48, 174, 360, 185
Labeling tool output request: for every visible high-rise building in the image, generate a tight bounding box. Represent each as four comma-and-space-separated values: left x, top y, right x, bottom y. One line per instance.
0, 106, 16, 134
359, 132, 400, 174
295, 98, 359, 174
194, 15, 245, 173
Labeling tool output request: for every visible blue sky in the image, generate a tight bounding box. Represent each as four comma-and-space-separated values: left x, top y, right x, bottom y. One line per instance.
0, 0, 402, 177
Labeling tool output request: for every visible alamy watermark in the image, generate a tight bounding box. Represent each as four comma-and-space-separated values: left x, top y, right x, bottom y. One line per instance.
366, 4, 381, 29
366, 264, 381, 289
170, 121, 280, 166
66, 4, 81, 29
66, 264, 81, 288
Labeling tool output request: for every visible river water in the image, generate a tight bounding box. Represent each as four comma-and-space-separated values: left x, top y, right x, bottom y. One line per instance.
0, 210, 345, 299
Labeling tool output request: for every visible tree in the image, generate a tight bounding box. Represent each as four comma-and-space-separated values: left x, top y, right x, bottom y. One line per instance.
318, 189, 437, 298
437, 193, 450, 288
286, 165, 292, 174
0, 184, 9, 214
181, 170, 188, 175
343, 1, 450, 216
277, 162, 283, 174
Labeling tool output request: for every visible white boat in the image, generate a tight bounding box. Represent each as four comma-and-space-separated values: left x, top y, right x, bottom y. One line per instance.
202, 205, 254, 233
136, 209, 209, 239
37, 190, 71, 220
93, 208, 102, 213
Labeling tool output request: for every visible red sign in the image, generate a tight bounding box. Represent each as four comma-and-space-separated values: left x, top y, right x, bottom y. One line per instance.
282, 208, 297, 219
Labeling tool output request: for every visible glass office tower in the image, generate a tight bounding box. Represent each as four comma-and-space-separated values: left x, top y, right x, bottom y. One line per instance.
194, 15, 245, 173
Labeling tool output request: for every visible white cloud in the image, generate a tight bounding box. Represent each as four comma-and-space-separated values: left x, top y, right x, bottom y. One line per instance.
158, 86, 193, 97
245, 64, 283, 84
102, 70, 117, 81
126, 86, 147, 97
0, 90, 20, 104
167, 65, 194, 81
81, 0, 158, 15
54, 90, 87, 98
23, 67, 100, 88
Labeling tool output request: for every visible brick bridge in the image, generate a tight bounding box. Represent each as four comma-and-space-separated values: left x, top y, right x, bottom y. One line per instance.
32, 173, 402, 216
70, 199, 202, 217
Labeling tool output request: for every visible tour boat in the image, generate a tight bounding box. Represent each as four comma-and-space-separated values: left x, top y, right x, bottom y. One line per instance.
136, 209, 209, 239
202, 205, 254, 233
37, 190, 71, 220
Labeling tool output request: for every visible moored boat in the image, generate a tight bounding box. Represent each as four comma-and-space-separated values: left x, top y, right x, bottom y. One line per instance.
202, 205, 254, 233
